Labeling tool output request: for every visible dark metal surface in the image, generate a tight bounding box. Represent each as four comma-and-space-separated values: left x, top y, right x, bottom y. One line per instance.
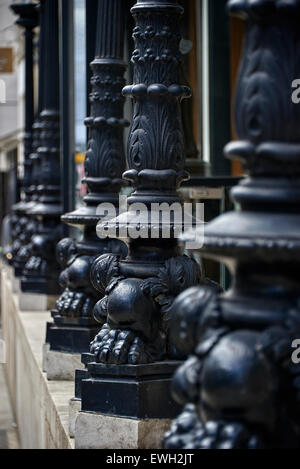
165, 0, 300, 449
21, 0, 63, 295
88, 0, 205, 366
46, 0, 128, 353
59, 0, 75, 227
81, 360, 182, 419
9, 2, 38, 274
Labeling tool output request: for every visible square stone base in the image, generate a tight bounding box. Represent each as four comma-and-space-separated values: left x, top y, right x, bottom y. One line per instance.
75, 412, 171, 449
69, 398, 81, 438
44, 348, 85, 381
18, 292, 58, 311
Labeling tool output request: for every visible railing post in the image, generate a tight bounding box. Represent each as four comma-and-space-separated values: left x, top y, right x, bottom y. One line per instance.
17, 0, 46, 278
165, 0, 300, 449
90, 0, 201, 366
9, 1, 38, 276
44, 0, 128, 370
21, 0, 63, 295
75, 0, 204, 448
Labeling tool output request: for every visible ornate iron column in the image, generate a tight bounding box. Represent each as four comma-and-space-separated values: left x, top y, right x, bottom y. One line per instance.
21, 0, 63, 295
165, 0, 300, 449
9, 1, 38, 276
79, 0, 204, 421
45, 0, 128, 357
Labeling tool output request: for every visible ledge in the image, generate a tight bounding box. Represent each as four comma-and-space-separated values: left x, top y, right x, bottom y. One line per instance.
1, 266, 74, 449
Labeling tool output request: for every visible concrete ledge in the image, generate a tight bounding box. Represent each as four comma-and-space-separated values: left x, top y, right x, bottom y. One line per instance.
1, 268, 74, 449
12, 275, 20, 294
2, 263, 13, 282
42, 343, 50, 372
18, 292, 58, 312
45, 350, 84, 381
1, 262, 20, 299
69, 398, 81, 438
75, 412, 171, 449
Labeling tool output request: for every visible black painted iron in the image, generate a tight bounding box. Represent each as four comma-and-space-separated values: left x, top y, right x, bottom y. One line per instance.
88, 0, 204, 367
60, 0, 75, 228
21, 0, 63, 295
165, 0, 300, 449
74, 353, 94, 400
46, 0, 128, 354
81, 357, 182, 419
18, 0, 47, 278
9, 2, 38, 276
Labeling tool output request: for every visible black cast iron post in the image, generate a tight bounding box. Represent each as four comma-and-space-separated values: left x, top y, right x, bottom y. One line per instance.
16, 0, 46, 276
89, 0, 202, 367
21, 0, 63, 295
45, 0, 128, 355
77, 0, 208, 422
9, 1, 38, 275
165, 0, 300, 449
